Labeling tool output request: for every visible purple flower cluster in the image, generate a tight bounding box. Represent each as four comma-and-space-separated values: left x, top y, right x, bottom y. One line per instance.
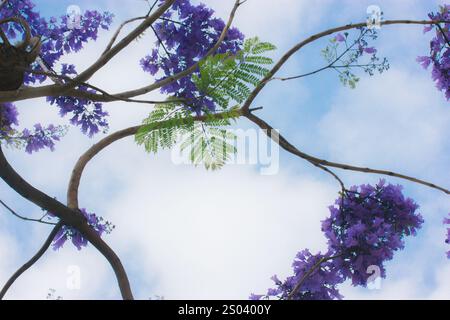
0, 0, 112, 141
323, 180, 423, 286
47, 91, 108, 137
250, 250, 344, 300
252, 180, 424, 300
21, 123, 65, 154
444, 213, 450, 259
140, 0, 244, 114
52, 208, 114, 250
328, 29, 389, 88
1, 103, 65, 153
417, 5, 450, 100
334, 31, 377, 55
0, 103, 19, 136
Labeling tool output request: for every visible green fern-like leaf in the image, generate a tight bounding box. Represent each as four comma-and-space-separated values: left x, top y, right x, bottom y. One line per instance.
180, 123, 237, 171
193, 37, 276, 110
135, 102, 194, 154
135, 36, 276, 171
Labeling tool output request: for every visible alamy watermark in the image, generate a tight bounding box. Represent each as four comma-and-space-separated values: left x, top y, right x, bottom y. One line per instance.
366, 265, 382, 290
66, 265, 81, 290
67, 5, 82, 30
367, 5, 383, 30
171, 126, 280, 175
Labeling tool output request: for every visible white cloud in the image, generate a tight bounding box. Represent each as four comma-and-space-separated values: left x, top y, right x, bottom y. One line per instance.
102, 159, 335, 299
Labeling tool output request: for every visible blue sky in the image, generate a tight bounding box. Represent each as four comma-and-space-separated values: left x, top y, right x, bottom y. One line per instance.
0, 0, 449, 299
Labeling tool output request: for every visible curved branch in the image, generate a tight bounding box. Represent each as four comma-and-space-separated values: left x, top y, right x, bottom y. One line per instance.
0, 222, 63, 300
67, 126, 140, 208
243, 111, 450, 195
67, 109, 242, 208
1, 19, 445, 104
0, 0, 242, 104
241, 19, 449, 111
102, 16, 148, 55
73, 0, 176, 84
0, 145, 134, 300
0, 0, 175, 103
0, 16, 31, 49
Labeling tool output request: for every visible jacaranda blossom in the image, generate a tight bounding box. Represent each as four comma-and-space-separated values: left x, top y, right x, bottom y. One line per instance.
253, 180, 424, 300
52, 209, 114, 250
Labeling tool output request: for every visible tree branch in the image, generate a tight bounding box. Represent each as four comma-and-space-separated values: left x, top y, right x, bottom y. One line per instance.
0, 145, 134, 300
73, 0, 176, 84
0, 199, 57, 225
241, 19, 450, 112
67, 109, 244, 208
1, 19, 446, 105
0, 222, 63, 299
243, 110, 450, 195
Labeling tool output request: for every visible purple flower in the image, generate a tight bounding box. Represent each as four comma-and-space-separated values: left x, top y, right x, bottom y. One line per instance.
418, 6, 450, 100
0, 0, 113, 140
364, 47, 377, 54
322, 181, 423, 286
52, 209, 114, 250
335, 33, 346, 42
258, 250, 344, 300
0, 103, 19, 136
139, 0, 244, 114
444, 213, 450, 259
21, 124, 64, 154
254, 180, 424, 299
417, 56, 432, 69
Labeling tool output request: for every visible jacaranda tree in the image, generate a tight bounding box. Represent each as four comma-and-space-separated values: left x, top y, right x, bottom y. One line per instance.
0, 0, 448, 300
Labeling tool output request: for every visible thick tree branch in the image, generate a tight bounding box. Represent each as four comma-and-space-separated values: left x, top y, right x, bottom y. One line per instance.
0, 0, 243, 103
0, 222, 63, 299
0, 19, 446, 104
0, 146, 134, 300
0, 0, 175, 103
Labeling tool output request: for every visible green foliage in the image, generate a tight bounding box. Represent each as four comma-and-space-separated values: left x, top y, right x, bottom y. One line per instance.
135, 102, 194, 154
180, 123, 237, 171
136, 37, 276, 170
193, 37, 276, 109
135, 103, 241, 170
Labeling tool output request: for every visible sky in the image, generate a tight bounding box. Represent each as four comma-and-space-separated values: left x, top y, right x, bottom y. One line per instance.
0, 0, 449, 300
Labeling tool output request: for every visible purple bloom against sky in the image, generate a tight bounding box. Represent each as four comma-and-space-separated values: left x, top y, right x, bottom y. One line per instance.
335, 33, 346, 42
0, 0, 113, 141
323, 180, 423, 287
52, 209, 114, 250
21, 124, 63, 154
254, 180, 424, 300
140, 0, 244, 114
259, 249, 344, 300
419, 5, 450, 100
0, 103, 19, 136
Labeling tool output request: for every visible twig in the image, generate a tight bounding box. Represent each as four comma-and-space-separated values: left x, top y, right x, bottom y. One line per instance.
0, 199, 57, 225
0, 222, 63, 299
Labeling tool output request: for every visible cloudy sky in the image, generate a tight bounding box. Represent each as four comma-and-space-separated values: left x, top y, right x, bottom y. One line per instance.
0, 0, 449, 300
